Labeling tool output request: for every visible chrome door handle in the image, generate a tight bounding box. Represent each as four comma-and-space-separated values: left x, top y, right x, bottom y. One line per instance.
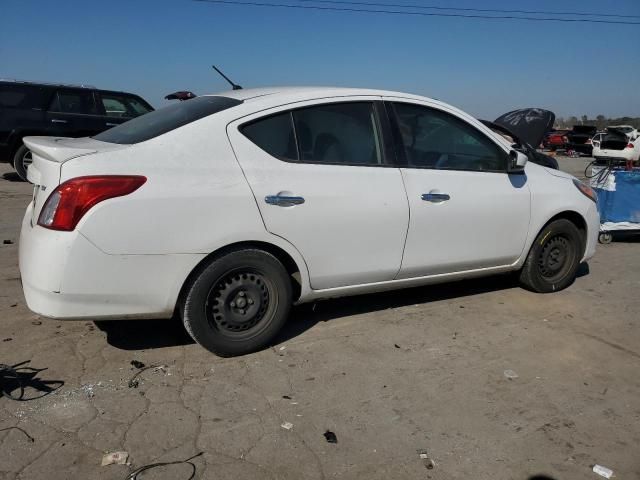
51, 119, 68, 124
106, 122, 118, 127
421, 193, 450, 202
265, 195, 305, 207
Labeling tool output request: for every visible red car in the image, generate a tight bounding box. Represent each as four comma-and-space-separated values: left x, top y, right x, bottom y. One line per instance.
543, 130, 569, 151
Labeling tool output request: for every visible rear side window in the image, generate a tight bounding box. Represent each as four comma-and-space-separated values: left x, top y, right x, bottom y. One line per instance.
241, 112, 297, 161
49, 90, 98, 114
0, 84, 48, 109
99, 93, 153, 118
241, 102, 383, 166
94, 96, 242, 144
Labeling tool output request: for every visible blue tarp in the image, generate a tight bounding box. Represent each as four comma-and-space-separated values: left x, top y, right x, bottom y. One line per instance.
594, 170, 640, 223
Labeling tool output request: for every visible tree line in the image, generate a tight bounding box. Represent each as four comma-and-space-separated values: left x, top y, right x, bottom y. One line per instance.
555, 115, 640, 130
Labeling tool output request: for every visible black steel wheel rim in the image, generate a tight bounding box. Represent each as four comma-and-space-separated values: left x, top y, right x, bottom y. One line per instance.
205, 268, 276, 339
537, 235, 574, 282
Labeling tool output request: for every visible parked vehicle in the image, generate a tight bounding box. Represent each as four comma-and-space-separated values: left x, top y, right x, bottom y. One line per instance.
485, 108, 559, 169
592, 128, 640, 164
543, 130, 569, 151
19, 87, 599, 356
566, 125, 598, 156
0, 79, 153, 180
606, 125, 638, 140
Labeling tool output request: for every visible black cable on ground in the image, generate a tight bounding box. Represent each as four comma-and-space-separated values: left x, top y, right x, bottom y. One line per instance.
0, 426, 35, 442
125, 452, 204, 480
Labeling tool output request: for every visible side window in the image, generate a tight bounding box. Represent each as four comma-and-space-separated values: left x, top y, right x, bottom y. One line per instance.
99, 93, 152, 118
101, 95, 129, 117
0, 84, 47, 109
49, 90, 97, 115
241, 112, 298, 161
392, 103, 507, 172
292, 102, 382, 165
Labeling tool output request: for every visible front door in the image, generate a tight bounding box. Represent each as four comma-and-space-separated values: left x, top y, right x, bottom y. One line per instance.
386, 100, 531, 278
228, 99, 409, 290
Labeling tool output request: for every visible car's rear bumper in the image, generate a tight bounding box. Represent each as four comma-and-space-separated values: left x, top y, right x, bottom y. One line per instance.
583, 201, 599, 262
19, 204, 205, 320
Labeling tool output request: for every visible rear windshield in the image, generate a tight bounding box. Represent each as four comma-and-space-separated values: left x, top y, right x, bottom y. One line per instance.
0, 83, 49, 109
93, 96, 242, 144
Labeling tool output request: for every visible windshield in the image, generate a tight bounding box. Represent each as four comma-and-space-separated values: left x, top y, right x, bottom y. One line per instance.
612, 126, 632, 133
93, 96, 242, 144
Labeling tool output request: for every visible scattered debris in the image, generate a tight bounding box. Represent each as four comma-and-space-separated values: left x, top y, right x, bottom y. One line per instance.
394, 344, 400, 349
10, 303, 17, 308
2, 338, 12, 342
279, 346, 286, 351
281, 422, 294, 430
323, 430, 338, 443
3, 239, 13, 245
459, 305, 465, 309
0, 426, 34, 442
417, 450, 435, 470
592, 464, 613, 479
130, 360, 145, 369
503, 369, 519, 380
127, 365, 166, 389
102, 451, 129, 466
452, 332, 457, 340
282, 395, 292, 399
31, 320, 42, 326
125, 452, 203, 480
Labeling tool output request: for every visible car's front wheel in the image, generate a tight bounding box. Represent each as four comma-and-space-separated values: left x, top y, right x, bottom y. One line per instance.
519, 219, 583, 293
182, 249, 292, 356
13, 144, 33, 182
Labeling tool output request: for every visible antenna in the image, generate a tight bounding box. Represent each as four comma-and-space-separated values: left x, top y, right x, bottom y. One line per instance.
212, 65, 242, 90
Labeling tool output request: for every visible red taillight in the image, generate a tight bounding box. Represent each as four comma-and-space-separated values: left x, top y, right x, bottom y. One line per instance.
627, 143, 634, 149
38, 175, 146, 231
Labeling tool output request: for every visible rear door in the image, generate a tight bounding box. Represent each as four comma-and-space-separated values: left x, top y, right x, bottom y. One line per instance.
45, 89, 103, 137
228, 99, 409, 290
96, 92, 153, 130
386, 100, 531, 278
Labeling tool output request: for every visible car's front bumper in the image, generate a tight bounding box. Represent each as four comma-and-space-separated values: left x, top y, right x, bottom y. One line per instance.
19, 203, 205, 320
583, 201, 600, 262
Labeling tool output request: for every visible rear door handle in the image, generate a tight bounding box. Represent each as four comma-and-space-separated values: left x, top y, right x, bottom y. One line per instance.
51, 119, 68, 124
265, 195, 305, 207
421, 193, 450, 202
106, 122, 118, 127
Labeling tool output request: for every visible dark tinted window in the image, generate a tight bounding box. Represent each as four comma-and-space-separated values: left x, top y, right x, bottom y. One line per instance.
0, 84, 48, 109
393, 103, 507, 171
241, 112, 297, 160
94, 96, 242, 144
49, 90, 98, 114
293, 102, 381, 165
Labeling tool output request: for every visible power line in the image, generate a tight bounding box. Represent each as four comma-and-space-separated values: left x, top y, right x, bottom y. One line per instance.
295, 0, 640, 19
193, 0, 640, 25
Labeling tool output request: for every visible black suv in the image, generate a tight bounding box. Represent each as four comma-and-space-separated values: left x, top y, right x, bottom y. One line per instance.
0, 80, 153, 180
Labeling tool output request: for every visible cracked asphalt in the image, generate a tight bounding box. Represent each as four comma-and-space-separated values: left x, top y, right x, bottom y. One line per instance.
1, 159, 639, 480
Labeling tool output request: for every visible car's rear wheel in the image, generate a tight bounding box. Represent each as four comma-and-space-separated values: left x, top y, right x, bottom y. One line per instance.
13, 144, 32, 182
519, 219, 583, 293
182, 249, 292, 356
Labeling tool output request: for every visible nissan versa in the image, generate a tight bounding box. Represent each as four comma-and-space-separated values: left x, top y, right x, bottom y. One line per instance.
19, 87, 599, 356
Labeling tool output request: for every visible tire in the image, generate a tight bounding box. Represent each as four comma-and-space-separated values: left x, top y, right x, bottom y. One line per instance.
519, 219, 583, 293
182, 249, 292, 356
13, 144, 32, 182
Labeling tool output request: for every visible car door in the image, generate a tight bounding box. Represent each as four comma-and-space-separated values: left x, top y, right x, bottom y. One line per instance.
386, 100, 531, 278
96, 92, 153, 130
45, 89, 103, 137
227, 99, 409, 290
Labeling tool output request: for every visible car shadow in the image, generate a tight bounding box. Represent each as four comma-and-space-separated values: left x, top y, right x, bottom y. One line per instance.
2, 172, 24, 182
96, 264, 590, 352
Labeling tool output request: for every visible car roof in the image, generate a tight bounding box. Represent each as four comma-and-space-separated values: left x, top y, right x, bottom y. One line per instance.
203, 86, 432, 104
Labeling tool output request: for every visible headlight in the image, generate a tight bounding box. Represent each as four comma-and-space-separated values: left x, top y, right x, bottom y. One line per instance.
573, 179, 597, 203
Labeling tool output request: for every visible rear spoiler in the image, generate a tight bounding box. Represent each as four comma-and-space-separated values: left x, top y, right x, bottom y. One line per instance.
23, 136, 99, 164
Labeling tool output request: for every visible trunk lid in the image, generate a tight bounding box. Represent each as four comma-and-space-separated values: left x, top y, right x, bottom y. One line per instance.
600, 128, 630, 151
23, 136, 128, 225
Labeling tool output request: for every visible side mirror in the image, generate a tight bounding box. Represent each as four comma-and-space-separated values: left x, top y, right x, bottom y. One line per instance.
508, 150, 528, 173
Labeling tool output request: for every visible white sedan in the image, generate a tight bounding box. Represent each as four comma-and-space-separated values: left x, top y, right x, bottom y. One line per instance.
19, 87, 600, 356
